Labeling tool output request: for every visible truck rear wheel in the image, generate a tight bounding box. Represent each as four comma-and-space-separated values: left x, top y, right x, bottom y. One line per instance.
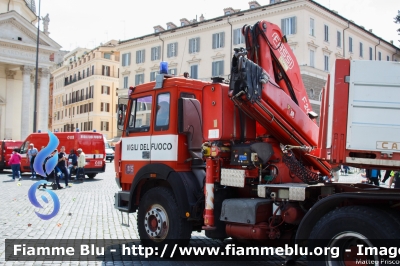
308, 205, 400, 265
138, 187, 192, 253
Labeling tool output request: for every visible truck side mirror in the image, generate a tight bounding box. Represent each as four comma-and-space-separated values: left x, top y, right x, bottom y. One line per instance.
117, 97, 128, 131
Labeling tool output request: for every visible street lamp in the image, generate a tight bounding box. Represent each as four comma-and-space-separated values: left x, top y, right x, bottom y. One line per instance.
33, 0, 41, 133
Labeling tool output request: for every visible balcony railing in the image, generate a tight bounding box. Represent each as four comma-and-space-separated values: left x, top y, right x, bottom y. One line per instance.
63, 94, 93, 106
64, 70, 119, 86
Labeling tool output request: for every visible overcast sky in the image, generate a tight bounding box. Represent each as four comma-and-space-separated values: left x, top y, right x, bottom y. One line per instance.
37, 0, 399, 51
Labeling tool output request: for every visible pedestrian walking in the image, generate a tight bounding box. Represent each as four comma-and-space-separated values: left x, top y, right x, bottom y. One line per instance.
343, 165, 350, 175
57, 146, 70, 188
9, 148, 22, 181
67, 149, 78, 180
361, 169, 381, 186
76, 148, 86, 181
27, 143, 38, 179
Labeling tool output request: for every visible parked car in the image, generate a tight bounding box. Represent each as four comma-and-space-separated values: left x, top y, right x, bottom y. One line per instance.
105, 142, 114, 162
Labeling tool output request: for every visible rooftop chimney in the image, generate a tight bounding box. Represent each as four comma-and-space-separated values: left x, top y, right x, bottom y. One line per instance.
200, 14, 205, 21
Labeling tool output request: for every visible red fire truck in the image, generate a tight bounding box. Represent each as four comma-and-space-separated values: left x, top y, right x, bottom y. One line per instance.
114, 20, 400, 264
19, 131, 106, 178
0, 140, 24, 171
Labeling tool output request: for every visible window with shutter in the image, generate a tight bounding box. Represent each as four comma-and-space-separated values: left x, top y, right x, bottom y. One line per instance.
167, 42, 178, 57
136, 50, 145, 63
212, 32, 225, 49
100, 103, 104, 112
233, 29, 244, 45
324, 55, 329, 71
189, 38, 200, 53
281, 17, 296, 35
359, 43, 363, 57
310, 50, 315, 67
212, 61, 224, 76
349, 37, 353, 53
337, 31, 341, 47
190, 65, 198, 79
369, 47, 373, 60
324, 25, 329, 42
135, 74, 144, 85
150, 71, 159, 81
168, 68, 177, 75
124, 77, 128, 88
151, 46, 160, 61
122, 53, 131, 66
310, 19, 315, 36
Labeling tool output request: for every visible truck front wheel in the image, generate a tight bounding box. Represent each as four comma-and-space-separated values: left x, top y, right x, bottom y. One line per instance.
308, 205, 400, 265
138, 187, 192, 252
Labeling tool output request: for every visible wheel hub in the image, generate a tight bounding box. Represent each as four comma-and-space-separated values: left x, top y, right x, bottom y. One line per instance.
144, 204, 168, 239
327, 232, 379, 266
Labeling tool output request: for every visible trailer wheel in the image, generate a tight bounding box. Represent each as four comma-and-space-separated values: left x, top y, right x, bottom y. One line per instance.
138, 187, 192, 253
307, 205, 400, 265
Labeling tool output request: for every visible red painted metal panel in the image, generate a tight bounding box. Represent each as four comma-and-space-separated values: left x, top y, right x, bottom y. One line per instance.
330, 59, 350, 164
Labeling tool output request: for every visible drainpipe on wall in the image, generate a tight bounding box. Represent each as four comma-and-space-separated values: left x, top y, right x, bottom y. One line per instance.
343, 21, 350, 58
7, 0, 11, 11
159, 34, 164, 61
227, 16, 233, 61
374, 39, 380, 60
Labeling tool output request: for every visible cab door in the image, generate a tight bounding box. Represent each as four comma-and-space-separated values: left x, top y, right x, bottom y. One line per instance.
19, 140, 31, 172
120, 92, 154, 183
151, 91, 178, 165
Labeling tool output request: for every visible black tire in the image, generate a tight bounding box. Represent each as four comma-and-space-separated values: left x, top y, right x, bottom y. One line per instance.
138, 187, 192, 253
87, 173, 96, 179
308, 205, 400, 265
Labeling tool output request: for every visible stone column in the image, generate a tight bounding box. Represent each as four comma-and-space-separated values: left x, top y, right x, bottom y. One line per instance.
38, 68, 50, 132
20, 65, 34, 139
5, 70, 16, 139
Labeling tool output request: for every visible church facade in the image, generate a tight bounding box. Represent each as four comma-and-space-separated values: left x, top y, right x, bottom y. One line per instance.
0, 0, 61, 140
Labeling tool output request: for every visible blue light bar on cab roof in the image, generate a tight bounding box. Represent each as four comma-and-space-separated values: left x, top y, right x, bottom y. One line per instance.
160, 61, 168, 74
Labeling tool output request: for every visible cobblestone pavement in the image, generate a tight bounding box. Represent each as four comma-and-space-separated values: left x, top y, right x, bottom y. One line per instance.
0, 163, 310, 266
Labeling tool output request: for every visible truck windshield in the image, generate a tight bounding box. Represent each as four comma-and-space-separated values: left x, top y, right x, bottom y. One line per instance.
105, 142, 111, 149
20, 141, 30, 154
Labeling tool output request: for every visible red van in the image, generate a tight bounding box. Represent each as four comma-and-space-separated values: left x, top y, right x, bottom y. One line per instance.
19, 132, 106, 178
0, 140, 24, 171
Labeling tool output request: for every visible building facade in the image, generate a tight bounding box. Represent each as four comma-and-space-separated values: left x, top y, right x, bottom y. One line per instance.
51, 41, 120, 139
0, 0, 61, 140
116, 0, 400, 119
